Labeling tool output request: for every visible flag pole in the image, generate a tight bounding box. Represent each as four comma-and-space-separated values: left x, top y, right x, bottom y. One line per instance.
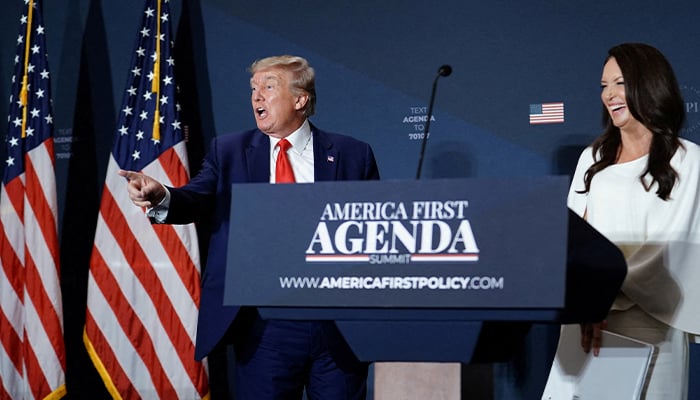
152, 0, 162, 141
20, 0, 35, 138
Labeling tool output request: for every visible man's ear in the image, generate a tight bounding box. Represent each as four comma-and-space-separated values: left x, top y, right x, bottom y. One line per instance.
295, 94, 309, 111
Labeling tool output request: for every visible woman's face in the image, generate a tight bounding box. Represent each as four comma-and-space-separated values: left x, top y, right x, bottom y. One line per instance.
600, 57, 641, 131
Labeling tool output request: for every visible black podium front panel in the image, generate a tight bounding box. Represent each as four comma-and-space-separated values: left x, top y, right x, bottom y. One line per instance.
224, 176, 569, 310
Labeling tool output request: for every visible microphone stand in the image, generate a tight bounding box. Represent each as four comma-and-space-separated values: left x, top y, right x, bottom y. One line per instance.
415, 65, 451, 179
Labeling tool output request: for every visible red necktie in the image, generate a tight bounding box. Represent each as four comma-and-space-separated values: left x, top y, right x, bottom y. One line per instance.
275, 138, 296, 183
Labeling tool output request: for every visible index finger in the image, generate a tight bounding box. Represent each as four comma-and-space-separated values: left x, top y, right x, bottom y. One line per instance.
118, 169, 136, 181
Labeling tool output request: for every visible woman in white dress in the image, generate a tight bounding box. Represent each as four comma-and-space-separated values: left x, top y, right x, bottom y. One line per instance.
552, 43, 700, 399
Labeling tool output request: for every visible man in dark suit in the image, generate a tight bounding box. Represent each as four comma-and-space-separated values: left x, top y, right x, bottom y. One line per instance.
119, 55, 379, 399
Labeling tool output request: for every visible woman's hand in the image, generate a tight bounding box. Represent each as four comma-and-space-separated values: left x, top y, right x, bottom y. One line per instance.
580, 320, 607, 356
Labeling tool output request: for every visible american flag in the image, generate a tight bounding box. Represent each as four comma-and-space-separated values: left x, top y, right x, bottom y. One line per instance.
529, 102, 565, 124
83, 0, 208, 398
0, 0, 66, 398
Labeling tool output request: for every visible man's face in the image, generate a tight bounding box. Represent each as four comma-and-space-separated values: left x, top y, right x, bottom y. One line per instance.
250, 67, 307, 137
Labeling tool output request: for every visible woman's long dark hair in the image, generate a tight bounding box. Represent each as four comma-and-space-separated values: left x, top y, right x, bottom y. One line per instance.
582, 43, 685, 200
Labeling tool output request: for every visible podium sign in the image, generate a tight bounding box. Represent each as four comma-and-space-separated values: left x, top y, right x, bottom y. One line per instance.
224, 176, 569, 310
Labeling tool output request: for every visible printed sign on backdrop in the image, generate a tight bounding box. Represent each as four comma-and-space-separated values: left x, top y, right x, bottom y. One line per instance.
682, 84, 700, 141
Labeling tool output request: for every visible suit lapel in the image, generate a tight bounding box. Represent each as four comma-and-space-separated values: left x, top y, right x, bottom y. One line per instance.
246, 130, 271, 183
312, 126, 338, 182
244, 126, 338, 183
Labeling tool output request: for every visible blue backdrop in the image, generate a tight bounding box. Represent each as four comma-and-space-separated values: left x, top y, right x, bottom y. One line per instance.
1, 0, 698, 398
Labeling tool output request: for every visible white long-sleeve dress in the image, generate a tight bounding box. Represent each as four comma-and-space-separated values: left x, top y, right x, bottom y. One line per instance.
550, 138, 700, 399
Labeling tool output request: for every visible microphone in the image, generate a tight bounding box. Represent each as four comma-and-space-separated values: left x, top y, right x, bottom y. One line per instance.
438, 64, 452, 77
416, 64, 452, 179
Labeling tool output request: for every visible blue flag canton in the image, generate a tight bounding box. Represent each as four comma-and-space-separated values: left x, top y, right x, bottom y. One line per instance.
529, 104, 543, 114
113, 0, 182, 172
3, 0, 54, 184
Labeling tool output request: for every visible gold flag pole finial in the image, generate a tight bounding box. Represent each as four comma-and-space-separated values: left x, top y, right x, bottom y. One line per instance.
20, 0, 35, 138
151, 0, 162, 141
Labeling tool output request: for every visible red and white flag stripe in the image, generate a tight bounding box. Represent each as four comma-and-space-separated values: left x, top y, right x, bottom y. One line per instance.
84, 143, 208, 399
0, 139, 66, 399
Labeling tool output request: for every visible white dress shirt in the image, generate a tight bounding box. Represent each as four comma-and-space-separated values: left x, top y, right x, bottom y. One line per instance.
270, 119, 314, 183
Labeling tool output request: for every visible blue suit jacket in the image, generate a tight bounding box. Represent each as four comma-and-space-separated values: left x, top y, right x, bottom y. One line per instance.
164, 124, 380, 360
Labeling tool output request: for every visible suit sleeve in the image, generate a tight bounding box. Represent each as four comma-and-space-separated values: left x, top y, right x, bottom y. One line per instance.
364, 142, 381, 181
163, 136, 222, 224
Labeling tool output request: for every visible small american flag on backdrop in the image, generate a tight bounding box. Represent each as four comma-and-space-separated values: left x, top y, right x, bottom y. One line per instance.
529, 102, 565, 124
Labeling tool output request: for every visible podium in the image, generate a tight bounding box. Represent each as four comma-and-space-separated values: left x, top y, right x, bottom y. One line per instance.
223, 176, 626, 365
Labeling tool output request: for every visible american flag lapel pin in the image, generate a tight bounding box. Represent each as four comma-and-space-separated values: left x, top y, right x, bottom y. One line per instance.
327, 155, 335, 163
